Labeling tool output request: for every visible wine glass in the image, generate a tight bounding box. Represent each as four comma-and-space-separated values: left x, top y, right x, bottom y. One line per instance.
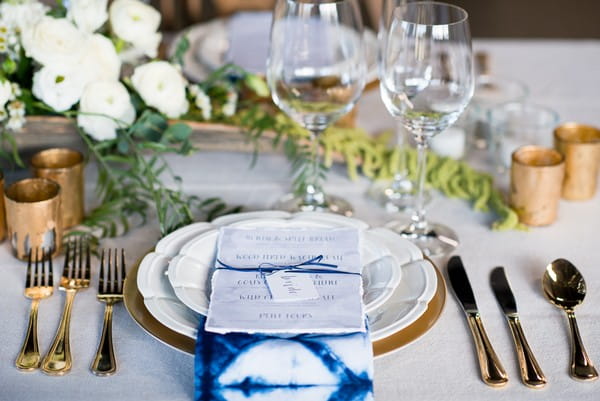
370, 0, 429, 213
267, 0, 366, 216
380, 1, 474, 256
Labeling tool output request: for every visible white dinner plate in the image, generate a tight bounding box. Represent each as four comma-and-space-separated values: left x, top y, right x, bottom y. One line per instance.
136, 223, 215, 338
137, 211, 436, 342
171, 16, 379, 84
367, 258, 437, 341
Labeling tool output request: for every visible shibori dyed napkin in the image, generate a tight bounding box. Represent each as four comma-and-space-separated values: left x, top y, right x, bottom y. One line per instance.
194, 227, 374, 401
194, 317, 374, 401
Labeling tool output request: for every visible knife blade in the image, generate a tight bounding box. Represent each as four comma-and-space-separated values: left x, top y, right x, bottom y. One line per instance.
490, 267, 517, 316
490, 267, 547, 388
447, 256, 508, 387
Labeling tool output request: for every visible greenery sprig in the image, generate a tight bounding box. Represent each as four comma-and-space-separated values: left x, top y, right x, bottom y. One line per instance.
69, 110, 242, 239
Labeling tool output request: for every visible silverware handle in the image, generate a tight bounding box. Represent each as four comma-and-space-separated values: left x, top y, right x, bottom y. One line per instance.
15, 299, 41, 371
42, 290, 76, 375
566, 310, 598, 381
466, 312, 508, 387
507, 317, 547, 388
91, 303, 117, 376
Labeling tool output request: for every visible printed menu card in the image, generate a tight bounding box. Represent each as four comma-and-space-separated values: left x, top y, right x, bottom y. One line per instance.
205, 227, 365, 334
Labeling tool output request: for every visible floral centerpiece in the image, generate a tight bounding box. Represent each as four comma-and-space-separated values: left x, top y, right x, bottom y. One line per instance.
0, 0, 520, 239
0, 0, 266, 237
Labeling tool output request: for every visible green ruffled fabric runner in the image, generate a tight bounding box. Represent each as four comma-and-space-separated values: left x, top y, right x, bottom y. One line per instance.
319, 127, 523, 232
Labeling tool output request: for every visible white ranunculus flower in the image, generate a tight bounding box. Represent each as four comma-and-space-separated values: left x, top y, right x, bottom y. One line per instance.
109, 0, 162, 58
68, 0, 109, 33
81, 34, 121, 82
21, 16, 86, 67
0, 0, 48, 33
0, 80, 12, 108
32, 65, 86, 112
131, 61, 189, 118
78, 81, 135, 141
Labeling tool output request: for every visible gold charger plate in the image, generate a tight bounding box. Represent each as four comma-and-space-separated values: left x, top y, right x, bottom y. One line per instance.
123, 254, 446, 357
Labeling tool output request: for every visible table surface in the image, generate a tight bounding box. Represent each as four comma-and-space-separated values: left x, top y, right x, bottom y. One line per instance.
2, 39, 600, 401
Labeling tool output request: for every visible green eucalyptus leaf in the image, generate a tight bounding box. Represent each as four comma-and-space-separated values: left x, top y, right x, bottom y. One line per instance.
244, 74, 270, 97
117, 139, 129, 154
171, 35, 190, 66
47, 1, 67, 18
165, 122, 192, 141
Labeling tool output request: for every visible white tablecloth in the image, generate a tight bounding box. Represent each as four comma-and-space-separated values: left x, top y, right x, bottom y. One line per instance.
1, 40, 600, 401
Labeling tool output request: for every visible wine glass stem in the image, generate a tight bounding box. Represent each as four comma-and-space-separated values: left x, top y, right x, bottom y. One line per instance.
392, 121, 409, 184
411, 137, 429, 231
300, 130, 326, 206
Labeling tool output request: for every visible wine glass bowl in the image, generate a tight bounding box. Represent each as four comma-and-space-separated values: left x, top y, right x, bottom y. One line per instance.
267, 0, 367, 215
379, 1, 474, 256
380, 3, 473, 138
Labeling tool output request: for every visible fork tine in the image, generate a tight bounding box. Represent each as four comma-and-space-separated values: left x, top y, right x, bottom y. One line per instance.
84, 238, 91, 280
99, 249, 105, 295
119, 249, 126, 293
107, 248, 113, 293
47, 248, 54, 287
113, 248, 118, 293
77, 236, 83, 279
63, 238, 72, 278
34, 248, 41, 287
25, 249, 33, 288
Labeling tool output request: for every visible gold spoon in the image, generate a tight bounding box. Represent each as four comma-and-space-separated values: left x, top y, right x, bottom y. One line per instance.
542, 259, 598, 381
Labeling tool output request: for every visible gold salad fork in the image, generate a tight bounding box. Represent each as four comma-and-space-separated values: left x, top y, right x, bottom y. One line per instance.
15, 248, 53, 371
41, 237, 91, 375
91, 249, 126, 376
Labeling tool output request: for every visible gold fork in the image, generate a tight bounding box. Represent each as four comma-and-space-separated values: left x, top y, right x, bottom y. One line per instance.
91, 248, 126, 376
15, 248, 54, 371
41, 237, 91, 375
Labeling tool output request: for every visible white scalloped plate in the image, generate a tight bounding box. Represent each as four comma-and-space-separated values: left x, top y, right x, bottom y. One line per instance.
136, 212, 436, 342
136, 223, 214, 338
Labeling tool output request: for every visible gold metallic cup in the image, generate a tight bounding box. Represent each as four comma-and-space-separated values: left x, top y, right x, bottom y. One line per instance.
4, 178, 62, 260
31, 148, 84, 228
554, 123, 600, 200
510, 146, 565, 226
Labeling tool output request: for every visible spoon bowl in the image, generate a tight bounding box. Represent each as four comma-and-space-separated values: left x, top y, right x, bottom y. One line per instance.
542, 258, 586, 309
542, 258, 598, 381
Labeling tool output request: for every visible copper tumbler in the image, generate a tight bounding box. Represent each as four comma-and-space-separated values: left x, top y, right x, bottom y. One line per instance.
510, 146, 565, 226
31, 148, 84, 228
554, 123, 600, 200
4, 178, 62, 260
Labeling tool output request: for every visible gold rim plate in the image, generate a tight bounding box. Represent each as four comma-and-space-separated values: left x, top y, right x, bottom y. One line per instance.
124, 253, 446, 357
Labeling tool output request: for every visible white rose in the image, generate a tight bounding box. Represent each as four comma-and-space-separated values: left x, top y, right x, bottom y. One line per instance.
21, 16, 86, 67
78, 81, 135, 141
68, 0, 108, 33
80, 34, 121, 83
109, 0, 162, 58
0, 80, 12, 108
131, 61, 188, 118
32, 65, 86, 112
0, 0, 48, 33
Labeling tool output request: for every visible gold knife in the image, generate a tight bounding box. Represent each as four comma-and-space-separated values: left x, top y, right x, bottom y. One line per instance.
447, 256, 508, 387
491, 267, 547, 388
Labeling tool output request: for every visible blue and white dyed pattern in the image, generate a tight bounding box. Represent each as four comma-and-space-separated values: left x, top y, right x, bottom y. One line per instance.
195, 318, 373, 401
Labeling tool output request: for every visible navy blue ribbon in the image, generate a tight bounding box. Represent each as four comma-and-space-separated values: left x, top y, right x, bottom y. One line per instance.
215, 255, 360, 277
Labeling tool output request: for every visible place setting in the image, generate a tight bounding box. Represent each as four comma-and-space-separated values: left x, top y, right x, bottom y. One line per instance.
1, 0, 599, 400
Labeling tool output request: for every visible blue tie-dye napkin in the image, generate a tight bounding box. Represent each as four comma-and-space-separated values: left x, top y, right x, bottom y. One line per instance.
194, 317, 374, 401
